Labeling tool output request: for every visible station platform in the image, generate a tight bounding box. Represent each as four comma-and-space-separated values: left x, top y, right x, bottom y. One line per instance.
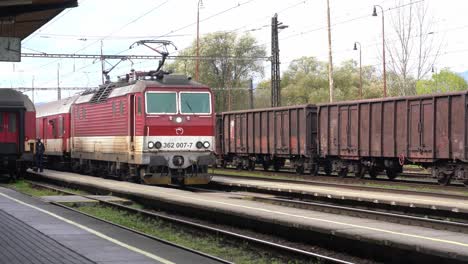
213, 176, 468, 212
32, 170, 468, 263
0, 186, 223, 264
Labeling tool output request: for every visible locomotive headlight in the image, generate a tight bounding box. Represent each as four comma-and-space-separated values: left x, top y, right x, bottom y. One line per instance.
148, 141, 155, 149
175, 117, 183, 123
155, 141, 162, 149
203, 141, 210, 148
196, 141, 203, 149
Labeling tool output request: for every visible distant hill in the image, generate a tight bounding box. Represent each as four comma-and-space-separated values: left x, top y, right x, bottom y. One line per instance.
459, 71, 468, 82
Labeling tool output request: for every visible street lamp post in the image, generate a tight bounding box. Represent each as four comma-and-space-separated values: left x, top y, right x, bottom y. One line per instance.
196, 0, 203, 81
372, 5, 387, 97
353, 42, 362, 99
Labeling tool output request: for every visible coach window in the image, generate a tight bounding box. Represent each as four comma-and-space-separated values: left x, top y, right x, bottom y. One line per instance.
146, 92, 177, 114
78, 107, 81, 120
112, 101, 116, 116
137, 97, 142, 115
0, 114, 3, 132
8, 113, 16, 133
83, 108, 86, 119
51, 120, 57, 138
120, 101, 124, 115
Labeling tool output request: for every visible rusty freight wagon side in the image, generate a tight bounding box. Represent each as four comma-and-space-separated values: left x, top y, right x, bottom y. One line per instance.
318, 91, 468, 185
219, 105, 318, 174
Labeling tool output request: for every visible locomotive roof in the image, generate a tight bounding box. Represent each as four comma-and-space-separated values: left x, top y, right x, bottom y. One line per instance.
36, 95, 79, 118
74, 76, 209, 105
0, 89, 35, 112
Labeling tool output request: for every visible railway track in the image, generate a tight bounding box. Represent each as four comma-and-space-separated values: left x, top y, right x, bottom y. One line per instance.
212, 168, 468, 193
207, 175, 468, 223
183, 184, 468, 233
23, 179, 355, 264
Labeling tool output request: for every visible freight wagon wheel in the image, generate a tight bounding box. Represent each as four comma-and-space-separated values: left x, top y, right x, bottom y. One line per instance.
262, 162, 270, 171
273, 163, 281, 172
368, 169, 378, 179
338, 168, 348, 178
385, 170, 398, 180
310, 164, 319, 176
247, 160, 255, 171
295, 165, 304, 175
437, 172, 452, 186
464, 180, 468, 187
354, 165, 365, 179
323, 163, 332, 176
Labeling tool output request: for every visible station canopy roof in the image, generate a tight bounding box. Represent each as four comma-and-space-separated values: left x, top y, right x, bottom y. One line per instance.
0, 0, 78, 40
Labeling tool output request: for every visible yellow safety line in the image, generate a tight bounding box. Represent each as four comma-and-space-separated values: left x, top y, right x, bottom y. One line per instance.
0, 192, 175, 264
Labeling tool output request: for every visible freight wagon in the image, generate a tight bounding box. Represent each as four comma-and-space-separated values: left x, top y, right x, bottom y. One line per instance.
218, 91, 468, 186
217, 105, 318, 174
318, 91, 468, 185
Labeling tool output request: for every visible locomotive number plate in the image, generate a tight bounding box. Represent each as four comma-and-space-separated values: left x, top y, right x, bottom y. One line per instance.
162, 142, 193, 149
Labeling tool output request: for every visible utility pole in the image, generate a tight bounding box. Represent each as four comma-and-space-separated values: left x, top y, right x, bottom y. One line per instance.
326, 0, 334, 102
249, 78, 254, 109
100, 40, 105, 85
31, 76, 34, 103
57, 63, 61, 100
271, 13, 287, 107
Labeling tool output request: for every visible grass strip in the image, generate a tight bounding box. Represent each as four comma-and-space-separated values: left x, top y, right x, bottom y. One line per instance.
76, 204, 312, 264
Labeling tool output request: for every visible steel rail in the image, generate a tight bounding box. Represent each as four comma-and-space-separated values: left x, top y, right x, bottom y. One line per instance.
211, 173, 468, 200
26, 180, 354, 264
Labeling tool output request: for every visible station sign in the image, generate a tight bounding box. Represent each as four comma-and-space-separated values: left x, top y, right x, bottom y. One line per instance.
0, 37, 21, 62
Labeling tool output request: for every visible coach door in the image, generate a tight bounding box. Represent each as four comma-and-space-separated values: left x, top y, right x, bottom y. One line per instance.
129, 95, 135, 151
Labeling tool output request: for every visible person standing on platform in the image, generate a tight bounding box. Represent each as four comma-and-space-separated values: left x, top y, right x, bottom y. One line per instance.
35, 138, 45, 172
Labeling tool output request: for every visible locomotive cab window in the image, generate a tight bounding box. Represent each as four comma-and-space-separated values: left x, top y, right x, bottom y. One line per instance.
146, 92, 177, 114
180, 92, 211, 114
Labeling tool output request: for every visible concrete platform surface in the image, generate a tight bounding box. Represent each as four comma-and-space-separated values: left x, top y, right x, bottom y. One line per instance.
213, 176, 468, 212
0, 186, 223, 264
40, 195, 131, 204
33, 170, 468, 262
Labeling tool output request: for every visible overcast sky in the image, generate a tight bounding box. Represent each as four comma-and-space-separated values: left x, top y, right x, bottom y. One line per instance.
1, 0, 468, 103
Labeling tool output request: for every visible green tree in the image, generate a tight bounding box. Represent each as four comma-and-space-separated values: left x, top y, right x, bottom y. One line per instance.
279, 57, 383, 105
167, 32, 267, 112
416, 69, 468, 95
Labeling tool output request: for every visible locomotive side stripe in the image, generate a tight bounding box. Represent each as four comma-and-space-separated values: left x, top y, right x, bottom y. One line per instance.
0, 191, 175, 264
147, 126, 214, 136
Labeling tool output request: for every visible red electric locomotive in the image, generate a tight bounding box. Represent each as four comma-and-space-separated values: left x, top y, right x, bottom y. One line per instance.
0, 89, 36, 179
37, 74, 216, 185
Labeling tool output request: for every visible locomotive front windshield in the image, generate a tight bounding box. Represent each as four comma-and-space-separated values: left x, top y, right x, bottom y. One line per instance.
146, 92, 177, 114
180, 92, 211, 114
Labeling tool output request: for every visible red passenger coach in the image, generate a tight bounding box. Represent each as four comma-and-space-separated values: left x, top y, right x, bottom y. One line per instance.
67, 75, 215, 184
36, 96, 77, 168
0, 89, 36, 179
